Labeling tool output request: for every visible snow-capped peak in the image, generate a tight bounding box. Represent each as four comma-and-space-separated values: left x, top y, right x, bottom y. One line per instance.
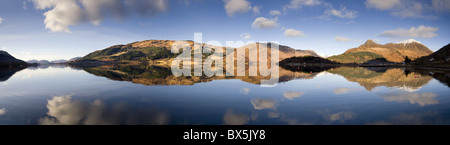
396, 39, 422, 45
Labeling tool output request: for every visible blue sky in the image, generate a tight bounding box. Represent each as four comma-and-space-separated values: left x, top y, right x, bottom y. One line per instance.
0, 0, 449, 61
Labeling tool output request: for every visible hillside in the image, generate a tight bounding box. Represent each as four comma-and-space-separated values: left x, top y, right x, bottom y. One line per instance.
414, 43, 450, 66
343, 39, 433, 62
72, 40, 320, 66
0, 50, 28, 68
279, 56, 338, 64
237, 43, 320, 61
328, 51, 384, 64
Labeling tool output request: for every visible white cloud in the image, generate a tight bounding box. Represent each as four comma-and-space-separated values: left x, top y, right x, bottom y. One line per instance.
365, 0, 442, 18
252, 6, 261, 15
365, 0, 401, 10
335, 36, 354, 42
283, 92, 304, 100
251, 17, 279, 29
432, 0, 450, 12
223, 0, 252, 17
326, 7, 357, 19
240, 33, 251, 40
23, 1, 28, 10
0, 17, 3, 24
283, 0, 358, 19
284, 28, 306, 37
31, 0, 169, 32
391, 2, 424, 18
380, 25, 438, 38
283, 0, 322, 11
270, 10, 282, 16
0, 108, 6, 116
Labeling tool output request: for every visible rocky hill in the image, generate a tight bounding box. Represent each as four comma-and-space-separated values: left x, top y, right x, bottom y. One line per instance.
414, 43, 450, 66
343, 39, 433, 62
0, 50, 28, 68
328, 51, 384, 64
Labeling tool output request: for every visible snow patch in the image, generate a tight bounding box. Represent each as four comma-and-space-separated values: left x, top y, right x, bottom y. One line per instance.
396, 39, 422, 45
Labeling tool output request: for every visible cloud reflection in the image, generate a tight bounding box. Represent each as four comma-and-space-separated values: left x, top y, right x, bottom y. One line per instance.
283, 92, 304, 100
223, 109, 249, 125
322, 111, 356, 123
240, 88, 250, 95
39, 95, 170, 125
0, 108, 6, 115
250, 98, 278, 110
380, 92, 438, 106
334, 88, 359, 94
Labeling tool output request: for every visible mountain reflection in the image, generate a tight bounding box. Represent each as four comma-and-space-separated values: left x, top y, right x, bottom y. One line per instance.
327, 67, 434, 91
75, 64, 318, 85
39, 95, 169, 125
0, 68, 24, 82
73, 64, 450, 90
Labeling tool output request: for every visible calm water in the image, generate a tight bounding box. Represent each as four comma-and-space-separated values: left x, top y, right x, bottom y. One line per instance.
0, 64, 449, 125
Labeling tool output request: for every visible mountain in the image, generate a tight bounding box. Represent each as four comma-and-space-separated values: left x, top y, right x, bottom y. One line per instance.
27, 59, 51, 64
72, 40, 320, 65
342, 39, 433, 63
0, 50, 28, 68
69, 57, 82, 62
27, 59, 73, 64
237, 42, 320, 61
280, 56, 337, 64
51, 59, 68, 63
414, 43, 450, 66
328, 51, 384, 64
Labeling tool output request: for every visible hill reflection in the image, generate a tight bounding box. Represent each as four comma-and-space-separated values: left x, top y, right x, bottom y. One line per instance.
74, 64, 449, 91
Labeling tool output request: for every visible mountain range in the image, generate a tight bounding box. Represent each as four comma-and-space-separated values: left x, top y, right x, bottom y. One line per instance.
2, 39, 445, 69
27, 57, 81, 64
71, 40, 319, 66
335, 39, 433, 63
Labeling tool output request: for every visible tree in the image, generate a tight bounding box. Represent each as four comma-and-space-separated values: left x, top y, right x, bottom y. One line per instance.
404, 56, 412, 64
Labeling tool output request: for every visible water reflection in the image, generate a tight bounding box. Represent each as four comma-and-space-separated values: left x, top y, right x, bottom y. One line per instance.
283, 92, 304, 100
380, 92, 438, 106
0, 108, 6, 116
0, 64, 449, 125
251, 98, 278, 110
239, 88, 250, 95
0, 68, 24, 82
334, 88, 359, 94
369, 112, 440, 125
327, 67, 433, 91
73, 64, 450, 91
74, 64, 318, 86
223, 109, 250, 125
39, 95, 169, 125
318, 110, 356, 123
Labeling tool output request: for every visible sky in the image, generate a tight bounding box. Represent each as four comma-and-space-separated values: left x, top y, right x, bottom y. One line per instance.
0, 0, 449, 61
